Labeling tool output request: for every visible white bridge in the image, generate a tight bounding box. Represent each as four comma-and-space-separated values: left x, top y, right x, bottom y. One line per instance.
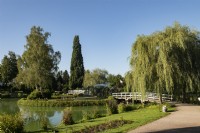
112, 92, 173, 102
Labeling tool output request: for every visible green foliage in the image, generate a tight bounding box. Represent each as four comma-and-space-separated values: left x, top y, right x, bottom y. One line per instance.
106, 99, 118, 115
83, 69, 108, 88
51, 93, 76, 99
17, 92, 23, 98
15, 26, 61, 92
125, 71, 133, 92
163, 102, 176, 108
107, 96, 115, 100
118, 103, 126, 113
62, 70, 70, 92
82, 110, 91, 121
56, 104, 168, 133
0, 51, 18, 85
117, 103, 139, 113
124, 104, 137, 111
0, 91, 11, 98
69, 35, 85, 89
54, 70, 70, 92
63, 108, 74, 125
27, 89, 51, 99
81, 108, 102, 122
27, 89, 41, 99
74, 119, 133, 133
92, 86, 109, 98
55, 71, 64, 91
83, 70, 93, 88
107, 74, 125, 91
41, 117, 48, 130
0, 113, 24, 133
90, 107, 101, 119
130, 22, 200, 103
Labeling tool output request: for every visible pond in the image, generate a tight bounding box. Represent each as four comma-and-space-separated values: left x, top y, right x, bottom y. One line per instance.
0, 99, 106, 132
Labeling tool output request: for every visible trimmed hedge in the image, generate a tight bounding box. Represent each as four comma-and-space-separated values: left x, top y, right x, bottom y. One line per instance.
17, 98, 107, 107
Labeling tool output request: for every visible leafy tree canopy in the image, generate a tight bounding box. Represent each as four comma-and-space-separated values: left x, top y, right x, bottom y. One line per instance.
83, 68, 108, 88
107, 74, 125, 89
54, 70, 69, 92
124, 71, 133, 92
16, 26, 61, 91
130, 22, 200, 102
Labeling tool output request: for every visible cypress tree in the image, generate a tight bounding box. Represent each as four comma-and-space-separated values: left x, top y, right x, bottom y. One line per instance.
69, 35, 84, 89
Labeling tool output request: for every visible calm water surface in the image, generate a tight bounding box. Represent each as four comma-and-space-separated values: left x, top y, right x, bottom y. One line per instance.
0, 99, 106, 132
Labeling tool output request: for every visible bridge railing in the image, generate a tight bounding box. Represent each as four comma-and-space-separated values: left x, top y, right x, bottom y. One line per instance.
112, 92, 173, 102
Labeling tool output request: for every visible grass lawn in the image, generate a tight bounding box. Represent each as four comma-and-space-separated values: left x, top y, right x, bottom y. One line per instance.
48, 105, 174, 133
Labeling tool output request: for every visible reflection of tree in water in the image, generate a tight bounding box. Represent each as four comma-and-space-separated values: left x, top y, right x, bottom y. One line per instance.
0, 100, 107, 131
0, 99, 20, 114
19, 106, 64, 132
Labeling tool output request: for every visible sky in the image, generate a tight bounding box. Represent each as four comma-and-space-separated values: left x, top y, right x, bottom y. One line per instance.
1, 0, 200, 76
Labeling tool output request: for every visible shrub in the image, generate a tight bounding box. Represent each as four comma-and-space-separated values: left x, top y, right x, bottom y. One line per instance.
125, 104, 137, 111
164, 102, 176, 108
91, 107, 101, 119
27, 89, 51, 99
1, 91, 11, 98
62, 108, 74, 125
27, 89, 42, 99
78, 93, 84, 97
0, 113, 24, 133
82, 110, 91, 121
106, 99, 118, 115
41, 117, 48, 130
42, 89, 52, 99
108, 96, 115, 100
118, 103, 126, 113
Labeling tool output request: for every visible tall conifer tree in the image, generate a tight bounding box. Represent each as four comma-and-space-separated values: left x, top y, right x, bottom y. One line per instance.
0, 51, 18, 85
69, 36, 84, 89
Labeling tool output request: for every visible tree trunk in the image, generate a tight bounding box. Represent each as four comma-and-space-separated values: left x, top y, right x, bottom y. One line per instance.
182, 88, 186, 103
159, 93, 163, 104
182, 83, 186, 103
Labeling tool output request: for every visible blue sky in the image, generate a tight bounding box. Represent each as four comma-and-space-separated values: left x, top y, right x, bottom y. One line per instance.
0, 0, 200, 76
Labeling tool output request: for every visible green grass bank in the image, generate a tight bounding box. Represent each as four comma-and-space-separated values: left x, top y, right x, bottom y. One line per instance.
50, 104, 174, 133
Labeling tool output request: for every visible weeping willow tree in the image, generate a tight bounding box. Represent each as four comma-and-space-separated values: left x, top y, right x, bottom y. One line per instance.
125, 71, 133, 92
130, 22, 200, 103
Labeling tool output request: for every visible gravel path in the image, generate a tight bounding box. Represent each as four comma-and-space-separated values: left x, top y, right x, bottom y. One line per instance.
128, 104, 200, 133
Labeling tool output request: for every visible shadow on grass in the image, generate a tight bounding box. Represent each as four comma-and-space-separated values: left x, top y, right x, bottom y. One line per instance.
167, 109, 177, 112
26, 128, 60, 133
148, 126, 200, 133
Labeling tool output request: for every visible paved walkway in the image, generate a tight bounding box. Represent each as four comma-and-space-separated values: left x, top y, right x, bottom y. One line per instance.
128, 104, 200, 133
